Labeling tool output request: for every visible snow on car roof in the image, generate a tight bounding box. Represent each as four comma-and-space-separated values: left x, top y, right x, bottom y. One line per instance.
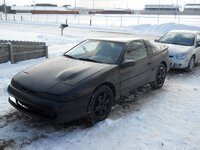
88, 38, 143, 43
170, 30, 200, 34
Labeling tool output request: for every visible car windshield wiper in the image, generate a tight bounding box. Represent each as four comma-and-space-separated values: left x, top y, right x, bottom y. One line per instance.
157, 40, 167, 44
64, 54, 77, 59
78, 58, 102, 63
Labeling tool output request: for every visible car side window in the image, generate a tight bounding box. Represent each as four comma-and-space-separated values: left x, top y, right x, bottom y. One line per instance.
125, 40, 147, 61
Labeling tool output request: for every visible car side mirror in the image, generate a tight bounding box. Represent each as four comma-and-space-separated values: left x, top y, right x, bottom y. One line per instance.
196, 41, 200, 47
121, 60, 135, 68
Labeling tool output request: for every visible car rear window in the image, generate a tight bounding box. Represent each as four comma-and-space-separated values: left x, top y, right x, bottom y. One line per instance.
145, 40, 161, 54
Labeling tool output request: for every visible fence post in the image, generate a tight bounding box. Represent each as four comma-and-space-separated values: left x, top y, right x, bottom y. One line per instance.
120, 15, 122, 27
61, 28, 63, 36
78, 15, 80, 24
8, 42, 14, 64
137, 14, 140, 25
45, 46, 48, 58
106, 15, 108, 26
56, 14, 58, 23
157, 15, 160, 25
66, 19, 68, 25
90, 19, 92, 26
177, 16, 180, 24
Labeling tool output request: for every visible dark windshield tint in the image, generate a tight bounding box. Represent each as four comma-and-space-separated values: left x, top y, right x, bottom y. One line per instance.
158, 32, 195, 46
64, 40, 125, 64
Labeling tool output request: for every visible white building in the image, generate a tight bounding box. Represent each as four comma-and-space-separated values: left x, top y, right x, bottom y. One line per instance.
184, 4, 200, 12
145, 4, 180, 11
11, 6, 69, 13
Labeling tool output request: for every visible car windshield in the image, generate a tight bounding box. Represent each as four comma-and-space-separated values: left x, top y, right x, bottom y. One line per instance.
64, 40, 125, 64
158, 32, 195, 46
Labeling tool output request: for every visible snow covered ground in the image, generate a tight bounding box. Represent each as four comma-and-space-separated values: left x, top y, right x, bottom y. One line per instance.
3, 13, 200, 28
0, 22, 200, 150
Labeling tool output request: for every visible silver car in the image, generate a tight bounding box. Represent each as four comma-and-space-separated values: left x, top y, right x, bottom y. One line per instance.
156, 30, 200, 71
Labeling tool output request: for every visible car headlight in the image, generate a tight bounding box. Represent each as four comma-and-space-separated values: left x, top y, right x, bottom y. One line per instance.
62, 93, 86, 102
48, 83, 72, 95
176, 53, 187, 60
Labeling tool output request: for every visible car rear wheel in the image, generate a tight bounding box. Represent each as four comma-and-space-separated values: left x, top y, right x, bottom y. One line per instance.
186, 56, 195, 72
87, 85, 113, 125
150, 63, 167, 89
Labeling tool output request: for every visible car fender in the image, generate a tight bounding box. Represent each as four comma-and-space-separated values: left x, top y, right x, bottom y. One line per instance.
186, 47, 196, 61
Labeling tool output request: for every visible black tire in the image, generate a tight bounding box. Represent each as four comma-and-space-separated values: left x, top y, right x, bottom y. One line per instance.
185, 56, 195, 72
150, 63, 167, 89
87, 85, 113, 125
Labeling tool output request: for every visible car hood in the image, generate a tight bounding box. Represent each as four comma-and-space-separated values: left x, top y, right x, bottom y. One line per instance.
158, 43, 192, 56
12, 56, 111, 93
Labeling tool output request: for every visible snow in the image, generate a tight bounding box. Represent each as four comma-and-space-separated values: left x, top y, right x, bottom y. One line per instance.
4, 13, 200, 28
2, 14, 200, 37
127, 23, 200, 35
0, 21, 200, 149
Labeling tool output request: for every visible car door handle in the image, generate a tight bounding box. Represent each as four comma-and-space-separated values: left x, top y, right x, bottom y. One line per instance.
147, 62, 151, 65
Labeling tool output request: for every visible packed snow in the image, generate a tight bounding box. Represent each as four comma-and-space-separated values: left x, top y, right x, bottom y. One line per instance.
0, 21, 200, 150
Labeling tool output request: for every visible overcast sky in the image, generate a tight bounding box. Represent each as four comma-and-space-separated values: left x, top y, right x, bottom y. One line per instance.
1, 0, 200, 9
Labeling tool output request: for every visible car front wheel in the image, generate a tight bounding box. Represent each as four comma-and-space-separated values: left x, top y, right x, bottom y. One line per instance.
87, 85, 113, 125
150, 63, 167, 89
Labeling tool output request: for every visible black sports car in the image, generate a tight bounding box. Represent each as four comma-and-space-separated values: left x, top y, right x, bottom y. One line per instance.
8, 38, 169, 124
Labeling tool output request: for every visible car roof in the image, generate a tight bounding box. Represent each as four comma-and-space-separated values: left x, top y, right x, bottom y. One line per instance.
169, 30, 200, 34
88, 38, 143, 43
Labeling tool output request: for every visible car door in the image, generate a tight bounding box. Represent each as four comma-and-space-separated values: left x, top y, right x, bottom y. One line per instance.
119, 40, 151, 95
144, 40, 163, 81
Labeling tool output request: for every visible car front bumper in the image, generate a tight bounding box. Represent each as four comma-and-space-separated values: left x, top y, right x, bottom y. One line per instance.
169, 57, 190, 69
7, 83, 91, 123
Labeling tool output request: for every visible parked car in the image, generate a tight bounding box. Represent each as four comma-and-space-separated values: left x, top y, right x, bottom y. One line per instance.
8, 38, 169, 124
156, 30, 200, 71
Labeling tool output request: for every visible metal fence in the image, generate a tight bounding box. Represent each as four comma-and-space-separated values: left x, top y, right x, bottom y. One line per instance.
0, 40, 48, 64
1, 13, 200, 27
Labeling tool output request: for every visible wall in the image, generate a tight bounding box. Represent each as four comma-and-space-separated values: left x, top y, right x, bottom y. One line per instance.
0, 40, 48, 64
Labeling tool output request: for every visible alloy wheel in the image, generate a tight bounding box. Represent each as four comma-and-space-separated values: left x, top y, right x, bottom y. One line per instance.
94, 92, 111, 117
157, 66, 166, 87
189, 57, 194, 70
